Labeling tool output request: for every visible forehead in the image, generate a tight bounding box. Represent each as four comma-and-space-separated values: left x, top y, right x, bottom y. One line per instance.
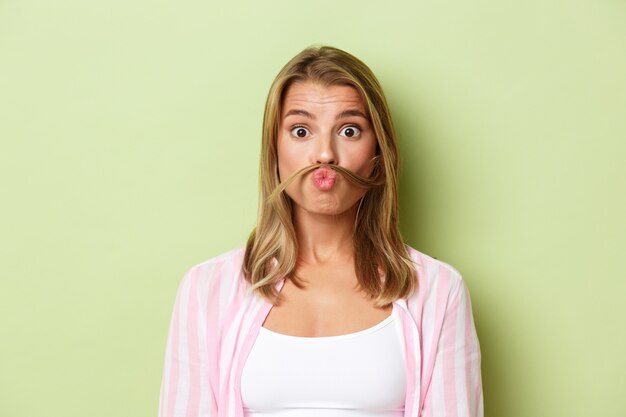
281, 81, 365, 112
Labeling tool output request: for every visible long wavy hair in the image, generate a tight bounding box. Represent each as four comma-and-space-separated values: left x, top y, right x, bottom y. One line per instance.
242, 45, 417, 307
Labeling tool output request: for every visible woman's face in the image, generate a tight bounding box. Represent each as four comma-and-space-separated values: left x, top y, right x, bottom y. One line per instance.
276, 81, 378, 217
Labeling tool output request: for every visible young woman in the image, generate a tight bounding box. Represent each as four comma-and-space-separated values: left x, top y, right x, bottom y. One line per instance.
158, 45, 483, 417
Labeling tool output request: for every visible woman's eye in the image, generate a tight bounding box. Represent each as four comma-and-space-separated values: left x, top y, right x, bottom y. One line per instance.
290, 126, 310, 138
339, 125, 361, 138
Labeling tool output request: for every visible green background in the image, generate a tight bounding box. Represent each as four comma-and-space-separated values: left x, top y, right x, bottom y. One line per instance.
1, 1, 624, 416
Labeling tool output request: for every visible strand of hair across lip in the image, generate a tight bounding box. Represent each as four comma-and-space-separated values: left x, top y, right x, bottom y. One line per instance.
268, 156, 384, 204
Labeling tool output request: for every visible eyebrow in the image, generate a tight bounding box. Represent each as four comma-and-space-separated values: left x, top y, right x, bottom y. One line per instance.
282, 109, 369, 121
283, 109, 316, 120
336, 109, 368, 121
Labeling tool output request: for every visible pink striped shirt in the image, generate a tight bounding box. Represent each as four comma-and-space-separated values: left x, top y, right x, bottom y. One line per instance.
158, 245, 483, 417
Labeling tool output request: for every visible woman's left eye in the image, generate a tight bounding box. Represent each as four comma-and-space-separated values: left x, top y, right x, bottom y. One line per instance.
339, 125, 361, 138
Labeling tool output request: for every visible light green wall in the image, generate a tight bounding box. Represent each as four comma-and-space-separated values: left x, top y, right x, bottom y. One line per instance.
1, 1, 624, 416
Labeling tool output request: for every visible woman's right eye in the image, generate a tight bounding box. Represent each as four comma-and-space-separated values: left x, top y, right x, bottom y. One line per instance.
290, 126, 310, 138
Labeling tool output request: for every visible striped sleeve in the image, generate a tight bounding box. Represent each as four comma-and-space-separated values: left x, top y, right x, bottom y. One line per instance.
423, 272, 483, 417
158, 265, 217, 417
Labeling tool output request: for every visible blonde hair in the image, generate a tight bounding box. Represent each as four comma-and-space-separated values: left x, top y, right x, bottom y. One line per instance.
243, 45, 417, 307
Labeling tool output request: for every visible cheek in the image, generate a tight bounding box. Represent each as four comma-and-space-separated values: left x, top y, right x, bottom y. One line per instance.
276, 137, 299, 180
351, 140, 378, 175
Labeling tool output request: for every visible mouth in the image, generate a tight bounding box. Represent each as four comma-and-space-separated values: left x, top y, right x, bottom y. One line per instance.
312, 167, 337, 191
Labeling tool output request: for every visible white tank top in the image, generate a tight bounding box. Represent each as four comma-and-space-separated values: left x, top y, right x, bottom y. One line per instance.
241, 304, 407, 417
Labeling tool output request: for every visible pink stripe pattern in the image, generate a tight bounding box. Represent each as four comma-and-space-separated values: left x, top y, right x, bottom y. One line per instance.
158, 245, 483, 416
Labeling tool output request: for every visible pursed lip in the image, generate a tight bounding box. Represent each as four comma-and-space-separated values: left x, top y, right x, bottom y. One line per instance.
312, 167, 337, 190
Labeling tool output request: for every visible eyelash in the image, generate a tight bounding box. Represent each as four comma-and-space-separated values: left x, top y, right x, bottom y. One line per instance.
340, 125, 362, 138
290, 125, 309, 138
290, 124, 362, 139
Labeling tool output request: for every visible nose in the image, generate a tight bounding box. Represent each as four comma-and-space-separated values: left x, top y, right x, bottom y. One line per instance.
315, 131, 337, 165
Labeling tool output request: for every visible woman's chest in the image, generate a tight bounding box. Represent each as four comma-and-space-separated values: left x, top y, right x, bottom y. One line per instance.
261, 276, 393, 337
241, 301, 407, 416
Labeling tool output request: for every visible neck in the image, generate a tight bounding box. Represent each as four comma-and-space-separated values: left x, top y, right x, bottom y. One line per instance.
292, 204, 358, 265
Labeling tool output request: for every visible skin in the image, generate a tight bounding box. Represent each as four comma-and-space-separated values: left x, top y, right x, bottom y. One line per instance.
262, 81, 392, 337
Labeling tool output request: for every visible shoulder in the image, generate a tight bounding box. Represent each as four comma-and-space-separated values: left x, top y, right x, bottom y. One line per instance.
190, 245, 247, 272
176, 245, 248, 300
405, 244, 463, 279
403, 244, 466, 305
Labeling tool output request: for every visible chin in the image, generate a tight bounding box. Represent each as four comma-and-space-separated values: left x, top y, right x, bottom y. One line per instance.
304, 202, 354, 218
290, 192, 360, 218
303, 204, 339, 215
